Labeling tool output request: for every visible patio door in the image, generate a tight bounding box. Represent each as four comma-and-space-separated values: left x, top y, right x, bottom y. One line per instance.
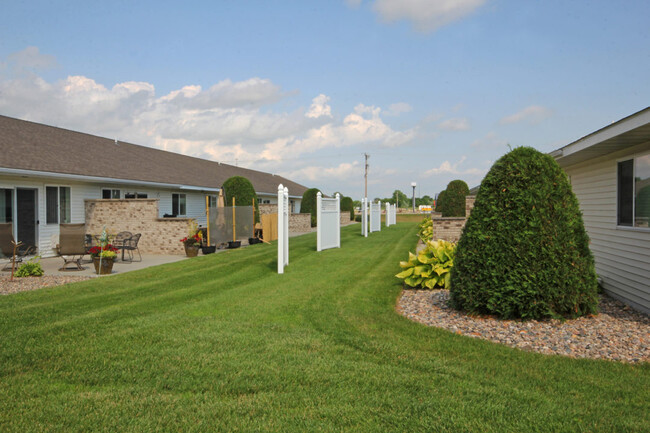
16, 188, 38, 250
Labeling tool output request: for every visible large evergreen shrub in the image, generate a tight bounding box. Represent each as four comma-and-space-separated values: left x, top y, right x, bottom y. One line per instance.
441, 180, 469, 217
223, 176, 259, 222
435, 190, 447, 213
450, 147, 598, 320
340, 196, 354, 220
300, 188, 321, 227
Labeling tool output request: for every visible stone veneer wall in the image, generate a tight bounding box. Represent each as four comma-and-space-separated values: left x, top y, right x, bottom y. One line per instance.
255, 204, 311, 233
431, 195, 476, 243
340, 213, 351, 225
85, 199, 192, 255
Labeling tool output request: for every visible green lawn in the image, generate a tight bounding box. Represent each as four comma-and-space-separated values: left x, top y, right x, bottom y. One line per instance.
1, 223, 648, 432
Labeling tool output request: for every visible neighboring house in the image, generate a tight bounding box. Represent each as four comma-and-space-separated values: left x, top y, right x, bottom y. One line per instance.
551, 107, 650, 314
0, 115, 308, 257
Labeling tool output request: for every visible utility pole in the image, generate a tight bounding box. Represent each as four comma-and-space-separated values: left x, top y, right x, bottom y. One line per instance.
364, 153, 369, 199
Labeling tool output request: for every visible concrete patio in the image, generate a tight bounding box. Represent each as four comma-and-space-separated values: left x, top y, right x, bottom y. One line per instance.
34, 254, 190, 278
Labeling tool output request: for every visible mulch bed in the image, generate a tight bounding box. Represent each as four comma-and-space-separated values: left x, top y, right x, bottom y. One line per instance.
398, 289, 649, 363
0, 275, 92, 295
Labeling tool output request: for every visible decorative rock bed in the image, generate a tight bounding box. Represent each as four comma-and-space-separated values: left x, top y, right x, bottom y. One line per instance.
0, 275, 92, 295
398, 289, 649, 363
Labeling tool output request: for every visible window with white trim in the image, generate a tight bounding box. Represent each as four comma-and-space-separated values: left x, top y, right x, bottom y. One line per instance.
102, 189, 120, 199
618, 153, 650, 228
46, 186, 71, 224
172, 193, 187, 216
0, 189, 13, 223
209, 195, 218, 208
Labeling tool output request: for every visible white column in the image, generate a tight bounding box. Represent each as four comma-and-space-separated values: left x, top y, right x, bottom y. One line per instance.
316, 191, 322, 252
284, 187, 289, 266
335, 193, 341, 248
277, 184, 284, 274
362, 197, 368, 237
385, 202, 390, 227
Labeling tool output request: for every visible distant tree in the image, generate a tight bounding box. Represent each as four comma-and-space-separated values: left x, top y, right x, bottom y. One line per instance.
416, 195, 433, 207
391, 190, 409, 208
223, 176, 258, 222
300, 188, 321, 227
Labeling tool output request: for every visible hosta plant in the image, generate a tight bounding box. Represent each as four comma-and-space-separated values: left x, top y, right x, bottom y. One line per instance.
418, 217, 433, 242
395, 240, 456, 289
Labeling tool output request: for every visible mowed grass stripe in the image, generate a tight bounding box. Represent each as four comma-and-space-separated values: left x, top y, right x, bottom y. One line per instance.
0, 223, 648, 432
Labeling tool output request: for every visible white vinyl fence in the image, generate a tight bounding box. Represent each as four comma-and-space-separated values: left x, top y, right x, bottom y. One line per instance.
317, 192, 341, 251
385, 202, 391, 227
370, 201, 381, 233
386, 203, 396, 226
277, 184, 289, 274
361, 197, 368, 237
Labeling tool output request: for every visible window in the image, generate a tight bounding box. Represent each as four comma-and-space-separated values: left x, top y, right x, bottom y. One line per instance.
209, 195, 218, 208
46, 186, 71, 224
125, 192, 148, 199
0, 189, 12, 223
102, 189, 120, 199
172, 193, 186, 216
618, 153, 650, 228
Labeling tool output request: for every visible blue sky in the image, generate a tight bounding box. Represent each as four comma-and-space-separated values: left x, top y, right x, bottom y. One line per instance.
1, 0, 648, 200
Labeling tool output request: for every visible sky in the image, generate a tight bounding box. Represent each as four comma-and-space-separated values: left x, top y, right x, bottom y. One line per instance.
1, 0, 648, 200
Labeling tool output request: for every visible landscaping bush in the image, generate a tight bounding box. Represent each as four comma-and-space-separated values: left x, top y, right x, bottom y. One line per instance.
395, 240, 456, 289
223, 176, 259, 222
441, 179, 469, 217
450, 147, 598, 320
435, 190, 447, 213
418, 217, 433, 242
15, 257, 44, 277
340, 196, 354, 220
300, 188, 321, 227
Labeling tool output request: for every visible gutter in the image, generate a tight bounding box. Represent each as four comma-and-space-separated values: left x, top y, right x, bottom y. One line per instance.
0, 167, 220, 193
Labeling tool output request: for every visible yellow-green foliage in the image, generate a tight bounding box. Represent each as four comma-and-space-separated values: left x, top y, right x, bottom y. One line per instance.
417, 217, 433, 242
395, 240, 456, 289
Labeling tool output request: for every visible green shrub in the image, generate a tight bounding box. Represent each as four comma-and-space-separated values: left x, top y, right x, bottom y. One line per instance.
395, 240, 456, 289
15, 257, 44, 277
435, 190, 447, 213
450, 147, 598, 320
441, 179, 469, 217
418, 217, 433, 242
300, 188, 321, 227
223, 176, 259, 222
340, 196, 354, 220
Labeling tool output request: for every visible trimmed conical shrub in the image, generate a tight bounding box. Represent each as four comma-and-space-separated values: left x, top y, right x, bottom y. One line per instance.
223, 176, 259, 222
450, 147, 598, 319
442, 180, 469, 217
300, 188, 321, 227
435, 190, 447, 213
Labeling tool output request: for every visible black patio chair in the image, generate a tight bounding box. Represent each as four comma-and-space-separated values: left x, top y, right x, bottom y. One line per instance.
112, 231, 133, 261
122, 233, 142, 262
0, 223, 37, 271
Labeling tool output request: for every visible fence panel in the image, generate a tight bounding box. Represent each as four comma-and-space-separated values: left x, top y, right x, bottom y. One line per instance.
208, 205, 255, 245
317, 192, 340, 251
277, 184, 289, 274
370, 201, 381, 233
361, 197, 368, 237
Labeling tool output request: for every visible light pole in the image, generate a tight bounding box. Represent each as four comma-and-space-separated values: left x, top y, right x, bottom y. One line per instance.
411, 182, 417, 212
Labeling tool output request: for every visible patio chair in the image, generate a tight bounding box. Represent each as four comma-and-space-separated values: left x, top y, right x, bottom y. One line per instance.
122, 233, 142, 262
112, 231, 133, 261
0, 223, 37, 272
57, 223, 87, 271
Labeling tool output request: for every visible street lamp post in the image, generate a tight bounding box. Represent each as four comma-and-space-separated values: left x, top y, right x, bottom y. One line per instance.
411, 182, 417, 212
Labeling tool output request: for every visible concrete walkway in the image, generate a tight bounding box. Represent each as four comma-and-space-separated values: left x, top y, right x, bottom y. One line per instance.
36, 254, 189, 278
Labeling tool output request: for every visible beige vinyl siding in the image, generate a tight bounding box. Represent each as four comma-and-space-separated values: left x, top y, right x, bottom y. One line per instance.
564, 140, 650, 314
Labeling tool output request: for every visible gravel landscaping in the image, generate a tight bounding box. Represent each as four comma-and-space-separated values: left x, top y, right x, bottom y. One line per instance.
0, 275, 92, 295
398, 289, 649, 363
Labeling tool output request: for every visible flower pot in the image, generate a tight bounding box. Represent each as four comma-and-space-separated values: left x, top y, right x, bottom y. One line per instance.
248, 237, 261, 245
184, 245, 200, 257
227, 241, 241, 249
201, 246, 216, 254
92, 257, 114, 275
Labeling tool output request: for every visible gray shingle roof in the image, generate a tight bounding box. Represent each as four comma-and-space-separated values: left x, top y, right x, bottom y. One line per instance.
0, 115, 309, 197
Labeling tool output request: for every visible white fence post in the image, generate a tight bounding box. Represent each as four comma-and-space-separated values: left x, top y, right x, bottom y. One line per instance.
361, 197, 368, 237
278, 184, 285, 274
284, 186, 289, 266
336, 193, 341, 248
317, 192, 322, 252
385, 202, 390, 227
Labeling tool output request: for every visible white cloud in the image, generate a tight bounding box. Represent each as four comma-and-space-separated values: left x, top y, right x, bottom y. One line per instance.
372, 0, 486, 33
7, 46, 57, 70
500, 105, 552, 125
424, 156, 486, 176
306, 94, 332, 118
385, 102, 412, 116
438, 117, 470, 131
285, 161, 360, 182
0, 47, 417, 189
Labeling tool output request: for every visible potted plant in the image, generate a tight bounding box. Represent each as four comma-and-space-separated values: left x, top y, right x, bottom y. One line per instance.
181, 221, 203, 257
248, 237, 261, 245
227, 240, 241, 249
89, 244, 118, 275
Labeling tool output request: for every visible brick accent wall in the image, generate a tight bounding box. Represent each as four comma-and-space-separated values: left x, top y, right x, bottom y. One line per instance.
85, 199, 193, 255
340, 213, 351, 225
431, 217, 467, 243
259, 204, 276, 215
254, 204, 312, 233
466, 195, 476, 217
